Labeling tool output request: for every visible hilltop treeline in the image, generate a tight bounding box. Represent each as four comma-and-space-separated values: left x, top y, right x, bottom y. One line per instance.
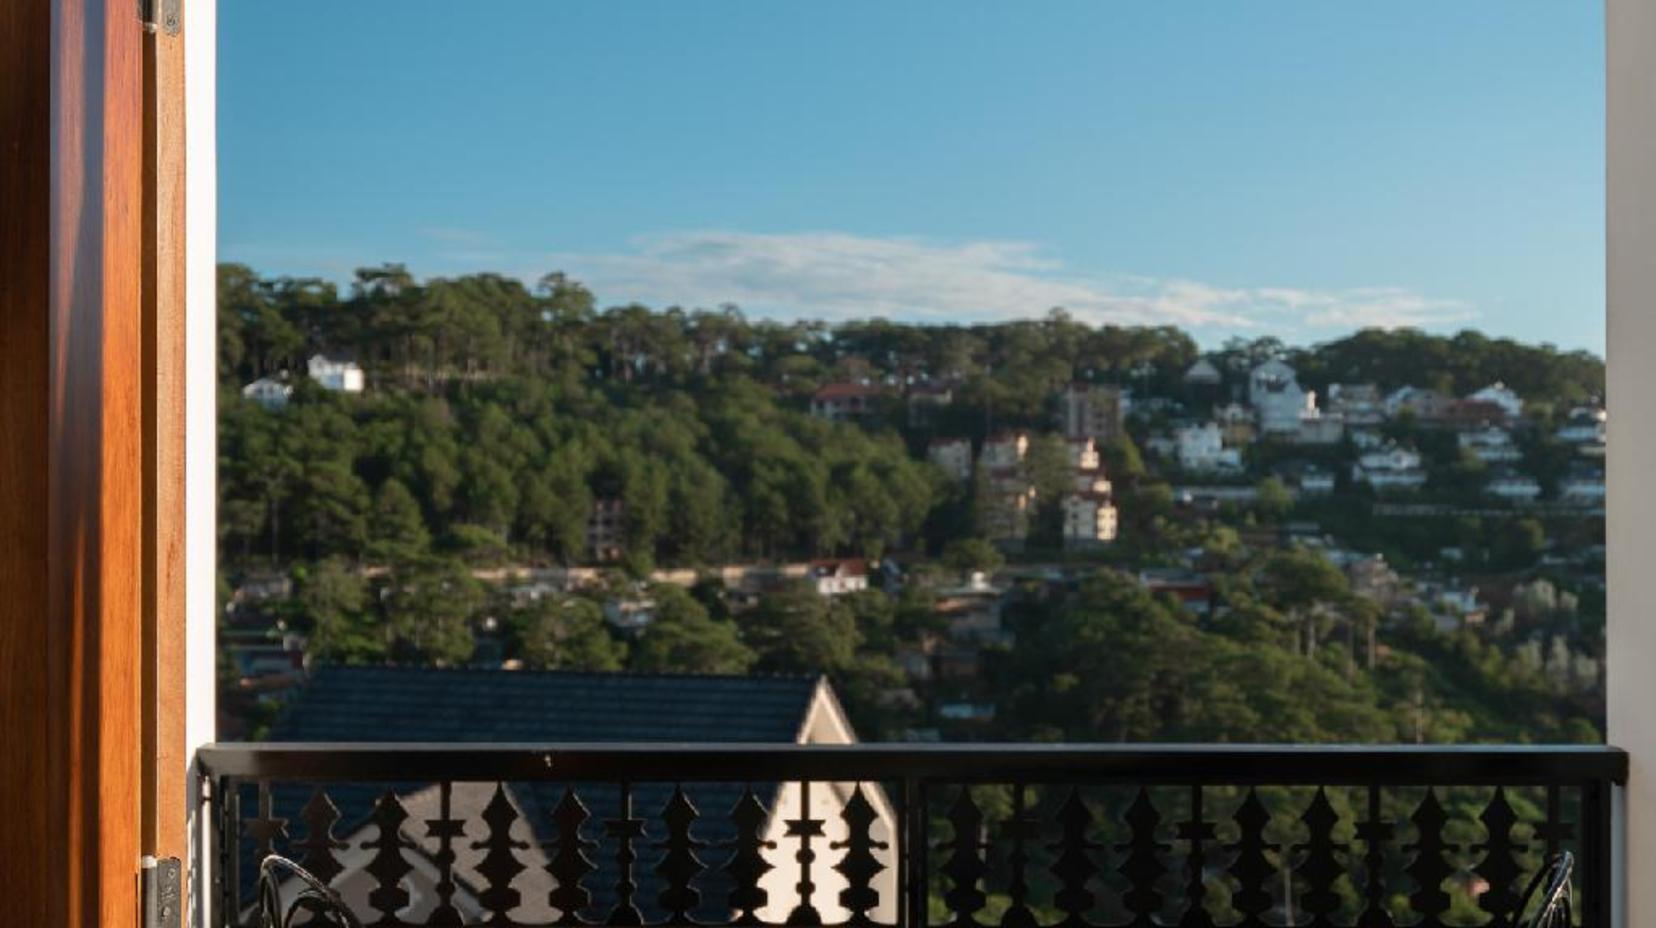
219, 263, 1603, 572
1287, 328, 1603, 403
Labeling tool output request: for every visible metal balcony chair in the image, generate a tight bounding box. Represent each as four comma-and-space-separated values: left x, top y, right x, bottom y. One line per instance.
257, 854, 363, 928
1517, 851, 1575, 928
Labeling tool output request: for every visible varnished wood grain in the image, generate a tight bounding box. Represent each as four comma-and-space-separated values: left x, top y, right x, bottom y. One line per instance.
3, 1, 149, 925
88, 0, 146, 924
0, 0, 56, 923
143, 11, 189, 869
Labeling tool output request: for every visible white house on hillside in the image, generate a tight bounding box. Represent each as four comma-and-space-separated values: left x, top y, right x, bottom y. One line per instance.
1176, 422, 1242, 473
1458, 426, 1523, 463
810, 559, 870, 596
1561, 469, 1607, 504
1248, 360, 1316, 434
1557, 407, 1608, 444
1299, 466, 1336, 495
810, 382, 884, 420
1383, 386, 1450, 420
1352, 445, 1426, 490
1349, 429, 1384, 450
1485, 471, 1542, 502
307, 354, 365, 393
241, 376, 292, 410
1326, 383, 1385, 426
1468, 382, 1524, 419
1293, 413, 1344, 446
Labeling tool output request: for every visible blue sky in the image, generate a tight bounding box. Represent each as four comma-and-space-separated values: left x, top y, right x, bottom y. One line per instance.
221, 2, 1604, 352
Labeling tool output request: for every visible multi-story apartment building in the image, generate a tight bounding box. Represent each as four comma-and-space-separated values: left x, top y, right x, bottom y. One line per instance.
979, 431, 1031, 471
1059, 383, 1125, 445
927, 437, 973, 481
1062, 492, 1118, 549
980, 471, 1037, 548
1067, 437, 1102, 471
586, 497, 627, 562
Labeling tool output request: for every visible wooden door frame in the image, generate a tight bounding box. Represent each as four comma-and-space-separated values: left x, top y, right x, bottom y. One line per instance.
1, 1, 190, 925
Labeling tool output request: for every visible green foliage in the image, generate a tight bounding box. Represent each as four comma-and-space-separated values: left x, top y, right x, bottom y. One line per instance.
941, 538, 1005, 575
1005, 570, 1395, 742
1103, 435, 1146, 483
631, 585, 756, 674
1253, 477, 1293, 521
1493, 518, 1547, 570
510, 595, 627, 671
1260, 548, 1351, 610
217, 263, 1605, 746
367, 478, 430, 564
379, 558, 485, 665
1281, 328, 1603, 405
298, 557, 377, 662
740, 582, 860, 673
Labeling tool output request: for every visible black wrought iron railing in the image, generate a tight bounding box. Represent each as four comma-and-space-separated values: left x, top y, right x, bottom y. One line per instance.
197, 743, 1626, 928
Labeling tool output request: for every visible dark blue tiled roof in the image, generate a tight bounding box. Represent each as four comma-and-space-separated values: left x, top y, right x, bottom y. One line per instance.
270, 664, 825, 744
251, 666, 829, 922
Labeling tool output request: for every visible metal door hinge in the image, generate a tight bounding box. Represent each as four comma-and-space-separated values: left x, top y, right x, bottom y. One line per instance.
142, 856, 183, 928
139, 0, 181, 36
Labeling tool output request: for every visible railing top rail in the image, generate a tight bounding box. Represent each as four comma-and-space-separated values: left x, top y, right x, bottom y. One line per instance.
197, 741, 1628, 785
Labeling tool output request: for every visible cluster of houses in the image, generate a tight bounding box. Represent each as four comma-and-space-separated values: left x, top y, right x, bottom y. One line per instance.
1135, 525, 1553, 636
927, 431, 1120, 551
219, 555, 885, 716
1150, 358, 1606, 506
241, 354, 365, 408
809, 379, 1125, 552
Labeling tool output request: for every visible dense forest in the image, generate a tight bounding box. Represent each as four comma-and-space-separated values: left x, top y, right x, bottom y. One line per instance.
218, 263, 1603, 570
219, 263, 1606, 745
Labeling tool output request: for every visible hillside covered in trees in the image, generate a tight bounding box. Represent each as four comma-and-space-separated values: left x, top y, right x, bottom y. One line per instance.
219, 263, 1602, 569
218, 263, 1606, 745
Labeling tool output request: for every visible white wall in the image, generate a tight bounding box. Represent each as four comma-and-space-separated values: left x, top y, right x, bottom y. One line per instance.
185, 0, 217, 924
1607, 2, 1651, 926
757, 780, 899, 926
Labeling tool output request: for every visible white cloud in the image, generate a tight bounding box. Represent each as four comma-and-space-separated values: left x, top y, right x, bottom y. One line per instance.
540, 230, 1474, 338
1258, 286, 1478, 331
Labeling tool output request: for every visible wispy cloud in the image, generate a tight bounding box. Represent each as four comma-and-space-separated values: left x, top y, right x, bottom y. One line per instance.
541, 230, 1475, 338
228, 228, 1476, 342
418, 226, 494, 246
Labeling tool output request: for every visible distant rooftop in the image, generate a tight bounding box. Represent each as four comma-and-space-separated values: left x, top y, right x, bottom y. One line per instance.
813, 382, 884, 400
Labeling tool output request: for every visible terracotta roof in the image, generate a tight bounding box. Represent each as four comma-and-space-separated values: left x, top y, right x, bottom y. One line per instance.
813, 382, 885, 400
